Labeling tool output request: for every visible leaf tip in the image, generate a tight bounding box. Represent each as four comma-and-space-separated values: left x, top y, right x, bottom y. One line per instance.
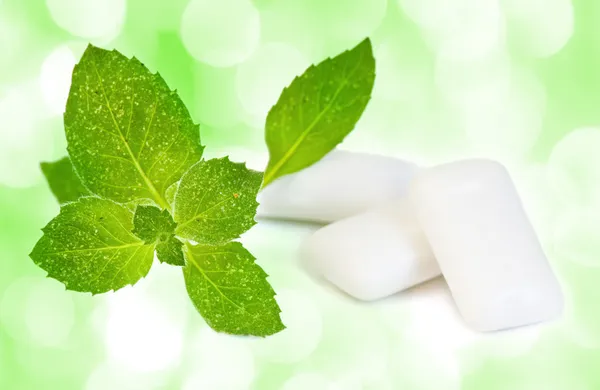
358, 36, 372, 50
82, 43, 107, 59
261, 318, 286, 337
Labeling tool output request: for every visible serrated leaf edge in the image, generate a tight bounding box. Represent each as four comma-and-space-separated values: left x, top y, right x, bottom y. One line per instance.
68, 44, 205, 211
174, 156, 262, 243
30, 195, 155, 295
183, 241, 285, 337
262, 37, 375, 188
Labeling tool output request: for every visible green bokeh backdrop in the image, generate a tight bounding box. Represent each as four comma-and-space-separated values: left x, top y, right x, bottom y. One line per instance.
1, 0, 600, 389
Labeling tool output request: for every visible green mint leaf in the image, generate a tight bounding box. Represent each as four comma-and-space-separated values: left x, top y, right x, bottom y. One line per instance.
165, 181, 178, 208
30, 197, 155, 294
132, 206, 177, 243
132, 205, 184, 266
183, 241, 284, 336
156, 236, 185, 267
65, 44, 204, 210
40, 157, 91, 204
174, 158, 262, 245
263, 38, 375, 187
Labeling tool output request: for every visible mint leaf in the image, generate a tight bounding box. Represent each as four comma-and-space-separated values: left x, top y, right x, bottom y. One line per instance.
132, 205, 184, 266
132, 206, 177, 243
65, 45, 204, 210
183, 241, 284, 336
157, 236, 185, 267
30, 197, 155, 294
174, 158, 262, 245
165, 181, 178, 208
263, 38, 375, 187
41, 157, 91, 204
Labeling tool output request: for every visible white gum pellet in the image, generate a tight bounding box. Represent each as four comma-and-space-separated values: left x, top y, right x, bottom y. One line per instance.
409, 159, 564, 331
257, 150, 419, 223
300, 199, 440, 301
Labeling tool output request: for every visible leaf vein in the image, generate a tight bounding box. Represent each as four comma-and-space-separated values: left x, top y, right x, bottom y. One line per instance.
88, 58, 169, 210
264, 52, 368, 185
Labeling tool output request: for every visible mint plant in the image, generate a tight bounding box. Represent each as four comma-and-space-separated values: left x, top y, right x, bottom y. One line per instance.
263, 38, 375, 188
132, 206, 185, 266
32, 38, 375, 337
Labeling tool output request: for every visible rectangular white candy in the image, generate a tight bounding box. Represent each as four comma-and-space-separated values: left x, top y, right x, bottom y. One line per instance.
409, 159, 564, 331
257, 150, 419, 223
300, 199, 440, 301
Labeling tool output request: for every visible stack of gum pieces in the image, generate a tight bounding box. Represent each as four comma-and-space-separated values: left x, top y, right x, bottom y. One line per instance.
257, 150, 564, 332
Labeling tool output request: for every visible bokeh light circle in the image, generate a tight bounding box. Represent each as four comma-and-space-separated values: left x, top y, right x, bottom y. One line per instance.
399, 0, 456, 29
554, 208, 600, 268
181, 0, 260, 67
547, 127, 600, 207
435, 48, 512, 113
341, 320, 392, 385
46, 0, 126, 40
301, 0, 387, 54
564, 308, 600, 350
438, 0, 504, 62
183, 328, 255, 390
24, 281, 75, 347
512, 163, 563, 241
403, 0, 505, 62
249, 289, 322, 363
0, 81, 56, 187
282, 372, 332, 390
509, 374, 592, 390
503, 0, 574, 58
104, 287, 184, 373
85, 362, 165, 390
0, 14, 25, 77
372, 41, 431, 104
236, 42, 309, 126
258, 0, 386, 61
405, 279, 481, 353
391, 337, 461, 389
462, 67, 546, 160
40, 45, 77, 116
0, 277, 74, 347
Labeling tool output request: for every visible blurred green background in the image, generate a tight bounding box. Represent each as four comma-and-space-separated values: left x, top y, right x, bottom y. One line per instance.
1, 0, 600, 388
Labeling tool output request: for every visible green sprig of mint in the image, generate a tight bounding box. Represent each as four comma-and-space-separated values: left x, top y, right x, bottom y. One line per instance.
263, 38, 375, 188
32, 38, 375, 337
